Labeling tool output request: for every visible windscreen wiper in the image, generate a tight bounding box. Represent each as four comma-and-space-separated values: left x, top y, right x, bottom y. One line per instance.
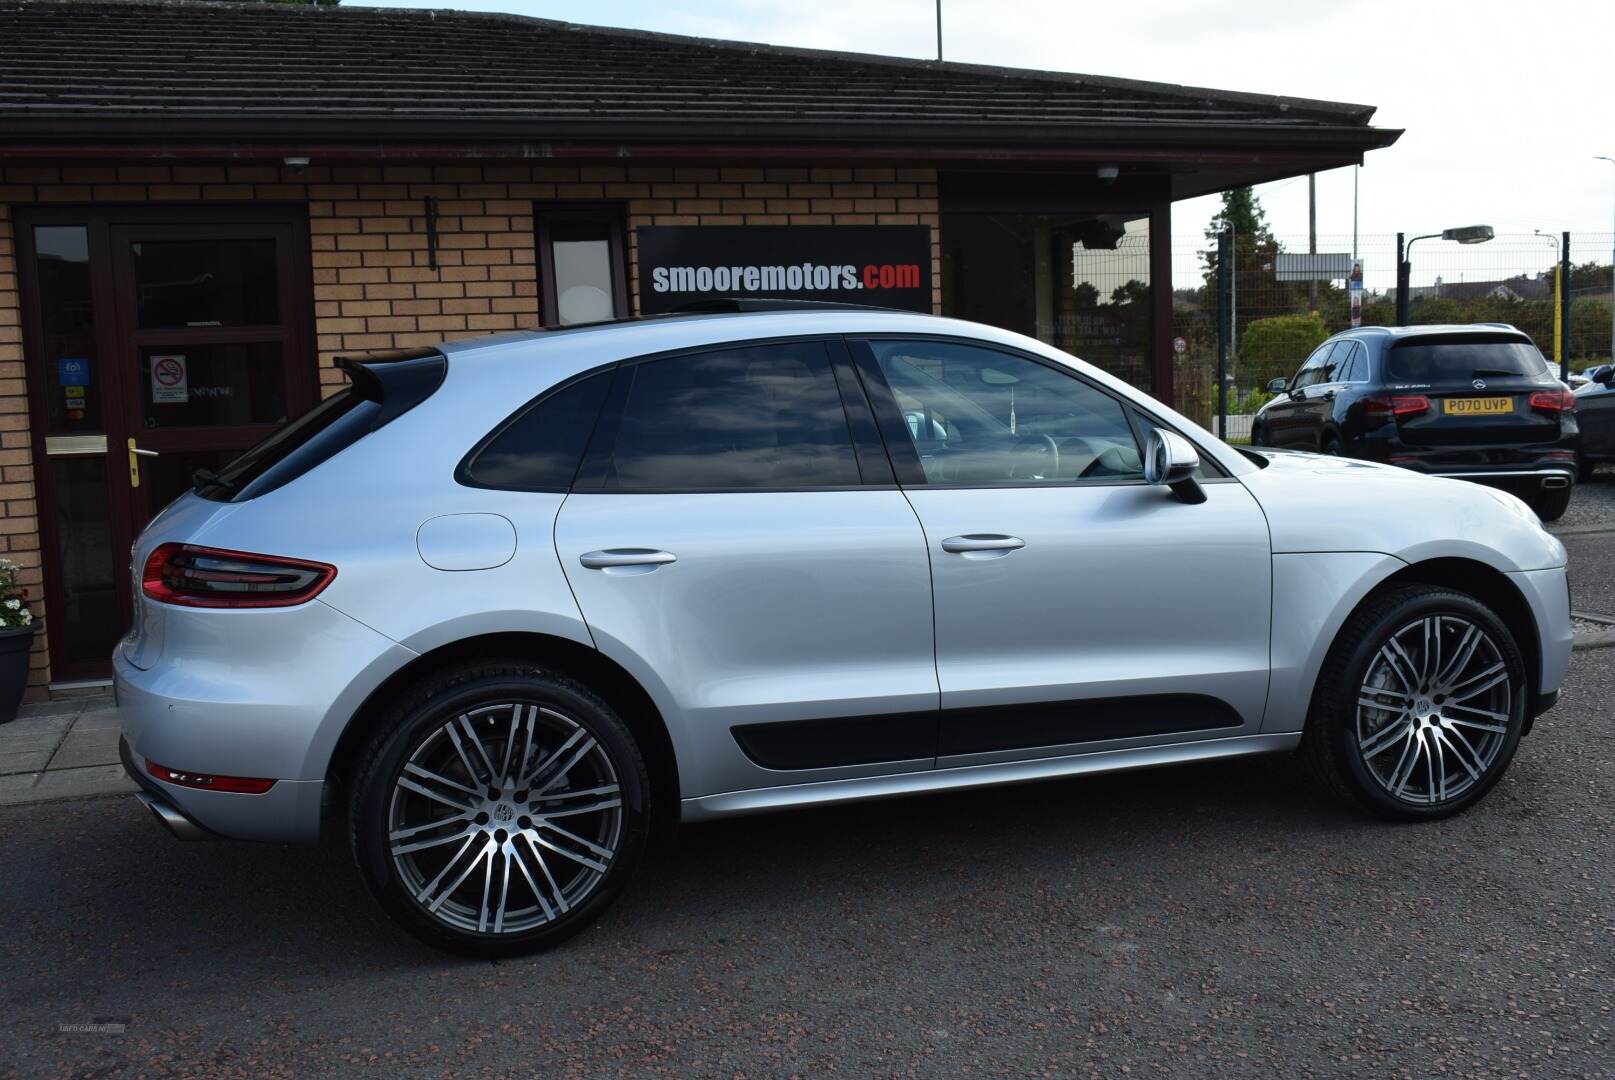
192, 467, 237, 493
1471, 368, 1520, 378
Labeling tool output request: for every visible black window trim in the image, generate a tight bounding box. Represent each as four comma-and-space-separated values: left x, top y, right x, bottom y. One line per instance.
572, 334, 893, 496
845, 333, 1230, 491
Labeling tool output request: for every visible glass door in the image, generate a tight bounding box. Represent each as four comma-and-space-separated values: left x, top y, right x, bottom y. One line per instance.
109, 221, 318, 522
18, 208, 315, 681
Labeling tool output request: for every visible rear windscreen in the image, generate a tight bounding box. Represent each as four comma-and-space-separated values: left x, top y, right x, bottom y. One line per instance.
1385, 337, 1549, 384
196, 351, 445, 502
196, 389, 380, 502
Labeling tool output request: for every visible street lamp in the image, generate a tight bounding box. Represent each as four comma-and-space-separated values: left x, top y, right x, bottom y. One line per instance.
1596, 156, 1615, 362
1396, 224, 1495, 325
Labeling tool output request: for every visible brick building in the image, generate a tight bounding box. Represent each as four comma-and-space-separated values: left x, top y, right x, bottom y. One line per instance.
0, 0, 1398, 695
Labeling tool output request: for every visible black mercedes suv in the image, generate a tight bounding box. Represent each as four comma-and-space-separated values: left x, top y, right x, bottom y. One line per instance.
1251, 324, 1578, 520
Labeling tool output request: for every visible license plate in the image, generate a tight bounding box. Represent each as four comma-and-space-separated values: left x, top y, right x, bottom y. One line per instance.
1443, 396, 1513, 416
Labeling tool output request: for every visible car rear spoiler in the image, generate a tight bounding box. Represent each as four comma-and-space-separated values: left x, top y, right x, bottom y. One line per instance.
335, 348, 448, 424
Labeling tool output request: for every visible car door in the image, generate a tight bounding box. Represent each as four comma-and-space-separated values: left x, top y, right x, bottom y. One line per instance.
1300, 340, 1351, 446
1264, 346, 1323, 448
1281, 342, 1340, 449
849, 336, 1272, 764
554, 337, 939, 801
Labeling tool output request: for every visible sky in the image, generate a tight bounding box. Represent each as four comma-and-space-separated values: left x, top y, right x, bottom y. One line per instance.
357, 0, 1615, 285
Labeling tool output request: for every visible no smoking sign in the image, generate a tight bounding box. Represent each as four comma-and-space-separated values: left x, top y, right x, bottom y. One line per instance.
150, 354, 189, 404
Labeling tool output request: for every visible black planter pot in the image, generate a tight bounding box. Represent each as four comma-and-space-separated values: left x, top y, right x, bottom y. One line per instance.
0, 621, 37, 724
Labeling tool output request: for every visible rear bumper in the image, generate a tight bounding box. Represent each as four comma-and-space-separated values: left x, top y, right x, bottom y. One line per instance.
1426, 467, 1574, 490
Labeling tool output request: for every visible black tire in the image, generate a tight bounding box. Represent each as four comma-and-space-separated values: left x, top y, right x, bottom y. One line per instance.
349, 660, 651, 957
1321, 433, 1342, 456
1531, 484, 1572, 522
1302, 584, 1528, 822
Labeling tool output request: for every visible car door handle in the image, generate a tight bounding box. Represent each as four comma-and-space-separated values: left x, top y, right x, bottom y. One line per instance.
941, 534, 1025, 554
1321, 389, 1336, 401
579, 548, 677, 570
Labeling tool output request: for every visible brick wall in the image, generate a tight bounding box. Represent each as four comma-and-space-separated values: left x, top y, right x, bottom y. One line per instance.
0, 159, 941, 694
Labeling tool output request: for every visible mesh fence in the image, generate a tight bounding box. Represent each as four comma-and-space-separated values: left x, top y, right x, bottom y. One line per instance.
1169, 231, 1615, 440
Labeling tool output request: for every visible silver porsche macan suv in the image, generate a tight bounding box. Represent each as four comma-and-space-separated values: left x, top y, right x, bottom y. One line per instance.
116, 305, 1573, 955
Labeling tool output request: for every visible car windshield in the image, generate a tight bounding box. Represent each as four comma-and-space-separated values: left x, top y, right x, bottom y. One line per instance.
1385, 337, 1548, 384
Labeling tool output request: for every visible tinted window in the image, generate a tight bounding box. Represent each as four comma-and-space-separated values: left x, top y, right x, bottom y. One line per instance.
603, 341, 859, 491
463, 368, 614, 492
1338, 344, 1362, 383
1385, 337, 1549, 384
868, 339, 1142, 485
201, 353, 444, 502
1292, 343, 1332, 389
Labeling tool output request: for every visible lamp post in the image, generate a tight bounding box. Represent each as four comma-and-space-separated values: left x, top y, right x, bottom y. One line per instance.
1596, 156, 1615, 361
1396, 224, 1495, 325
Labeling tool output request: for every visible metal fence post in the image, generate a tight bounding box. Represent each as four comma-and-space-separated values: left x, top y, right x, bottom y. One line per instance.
1217, 229, 1231, 438
1395, 231, 1408, 326
1561, 231, 1572, 381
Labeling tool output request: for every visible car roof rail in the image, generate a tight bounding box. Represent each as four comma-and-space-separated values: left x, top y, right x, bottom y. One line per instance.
668, 297, 913, 315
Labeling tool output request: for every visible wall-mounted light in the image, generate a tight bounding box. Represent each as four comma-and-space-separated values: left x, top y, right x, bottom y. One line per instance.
283, 156, 311, 170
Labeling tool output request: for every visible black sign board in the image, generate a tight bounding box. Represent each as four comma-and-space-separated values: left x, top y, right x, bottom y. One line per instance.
636, 225, 932, 314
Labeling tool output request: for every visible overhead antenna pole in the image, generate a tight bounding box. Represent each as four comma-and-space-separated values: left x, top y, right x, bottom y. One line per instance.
936, 0, 943, 60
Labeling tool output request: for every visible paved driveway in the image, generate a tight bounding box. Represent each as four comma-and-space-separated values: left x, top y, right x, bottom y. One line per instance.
3, 647, 1611, 1078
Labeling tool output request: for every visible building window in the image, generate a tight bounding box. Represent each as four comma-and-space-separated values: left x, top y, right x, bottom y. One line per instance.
536, 204, 629, 327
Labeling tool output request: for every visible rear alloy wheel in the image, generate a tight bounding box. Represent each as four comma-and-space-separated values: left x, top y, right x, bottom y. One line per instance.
350, 663, 650, 956
1532, 484, 1572, 523
1305, 585, 1526, 820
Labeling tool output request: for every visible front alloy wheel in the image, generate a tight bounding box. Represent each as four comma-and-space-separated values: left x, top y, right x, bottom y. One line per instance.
1306, 585, 1527, 820
352, 663, 650, 956
1355, 615, 1511, 805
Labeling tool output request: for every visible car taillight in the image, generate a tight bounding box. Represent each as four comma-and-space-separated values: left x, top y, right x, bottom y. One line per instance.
141, 543, 336, 608
1364, 394, 1429, 421
147, 759, 276, 794
1529, 388, 1576, 413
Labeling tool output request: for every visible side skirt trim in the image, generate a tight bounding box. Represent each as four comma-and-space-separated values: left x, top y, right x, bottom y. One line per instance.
681, 732, 1302, 822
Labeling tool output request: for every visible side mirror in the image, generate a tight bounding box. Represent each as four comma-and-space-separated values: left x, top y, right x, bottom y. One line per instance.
1143, 428, 1206, 504
1266, 377, 1288, 393
1595, 365, 1615, 385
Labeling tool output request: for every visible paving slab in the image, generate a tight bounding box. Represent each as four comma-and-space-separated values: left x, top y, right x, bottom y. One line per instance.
45, 723, 123, 770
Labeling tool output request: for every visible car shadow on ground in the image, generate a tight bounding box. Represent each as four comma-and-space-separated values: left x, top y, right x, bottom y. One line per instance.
2, 748, 1371, 971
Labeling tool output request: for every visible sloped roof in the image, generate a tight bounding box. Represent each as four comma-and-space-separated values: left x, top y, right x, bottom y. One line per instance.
0, 0, 1399, 152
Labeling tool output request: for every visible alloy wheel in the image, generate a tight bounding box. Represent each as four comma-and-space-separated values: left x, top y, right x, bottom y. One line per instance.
386, 702, 624, 935
1355, 615, 1514, 806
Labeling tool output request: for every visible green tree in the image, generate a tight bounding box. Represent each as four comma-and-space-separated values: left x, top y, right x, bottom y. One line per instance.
195, 0, 340, 4
1238, 311, 1329, 387
1201, 187, 1313, 341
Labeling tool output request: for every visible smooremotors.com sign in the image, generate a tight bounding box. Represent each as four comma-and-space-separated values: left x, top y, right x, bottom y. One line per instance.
636, 225, 932, 314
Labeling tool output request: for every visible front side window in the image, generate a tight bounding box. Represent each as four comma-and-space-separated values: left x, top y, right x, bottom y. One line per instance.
601, 341, 860, 492
1292, 342, 1336, 389
865, 339, 1143, 485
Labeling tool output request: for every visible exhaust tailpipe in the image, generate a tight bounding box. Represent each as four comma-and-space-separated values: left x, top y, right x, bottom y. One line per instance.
1541, 475, 1571, 490
134, 791, 213, 841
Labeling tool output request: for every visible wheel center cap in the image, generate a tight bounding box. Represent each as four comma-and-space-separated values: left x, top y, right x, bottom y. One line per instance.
1414, 697, 1433, 716
491, 802, 516, 823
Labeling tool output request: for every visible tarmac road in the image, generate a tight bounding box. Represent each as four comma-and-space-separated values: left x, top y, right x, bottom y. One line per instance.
2, 644, 1612, 1078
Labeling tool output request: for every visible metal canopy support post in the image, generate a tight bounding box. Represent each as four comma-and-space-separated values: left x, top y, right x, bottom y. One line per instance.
1217, 229, 1232, 439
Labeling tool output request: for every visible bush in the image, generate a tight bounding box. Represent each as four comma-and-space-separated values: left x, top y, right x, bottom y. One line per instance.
1239, 312, 1329, 387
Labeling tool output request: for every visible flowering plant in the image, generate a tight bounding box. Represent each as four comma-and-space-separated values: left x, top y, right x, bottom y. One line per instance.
0, 558, 33, 631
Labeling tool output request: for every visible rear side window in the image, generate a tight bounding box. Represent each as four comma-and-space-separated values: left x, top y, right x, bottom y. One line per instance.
459, 367, 614, 492
1386, 336, 1549, 383
597, 341, 860, 492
